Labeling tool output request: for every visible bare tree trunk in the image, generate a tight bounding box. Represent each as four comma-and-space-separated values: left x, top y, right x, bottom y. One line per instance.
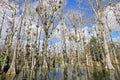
7, 14, 23, 74
105, 16, 119, 65
0, 10, 6, 38
6, 44, 16, 75
103, 32, 114, 70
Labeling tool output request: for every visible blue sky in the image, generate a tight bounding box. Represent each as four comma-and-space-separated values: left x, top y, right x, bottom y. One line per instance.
65, 0, 120, 38
110, 31, 120, 38
65, 0, 77, 9
11, 0, 93, 18
9, 0, 120, 39
65, 0, 93, 18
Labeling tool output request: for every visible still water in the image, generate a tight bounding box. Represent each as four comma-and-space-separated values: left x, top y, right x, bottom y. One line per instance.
1, 64, 120, 80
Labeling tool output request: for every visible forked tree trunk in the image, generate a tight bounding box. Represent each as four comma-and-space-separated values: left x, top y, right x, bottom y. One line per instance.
7, 15, 23, 75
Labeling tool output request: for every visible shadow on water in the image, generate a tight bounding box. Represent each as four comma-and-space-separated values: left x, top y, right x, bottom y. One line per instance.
0, 64, 120, 80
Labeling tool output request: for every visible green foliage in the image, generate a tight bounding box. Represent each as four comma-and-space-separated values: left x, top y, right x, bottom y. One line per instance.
92, 69, 110, 80
0, 56, 4, 63
0, 75, 6, 80
89, 36, 103, 62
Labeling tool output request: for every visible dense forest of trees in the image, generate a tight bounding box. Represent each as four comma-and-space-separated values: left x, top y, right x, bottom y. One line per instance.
0, 0, 120, 80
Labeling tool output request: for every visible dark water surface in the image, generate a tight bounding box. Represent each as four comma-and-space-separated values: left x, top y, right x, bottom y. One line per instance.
1, 64, 120, 80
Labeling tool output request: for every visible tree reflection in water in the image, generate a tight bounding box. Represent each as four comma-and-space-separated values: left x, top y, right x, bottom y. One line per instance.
1, 64, 120, 80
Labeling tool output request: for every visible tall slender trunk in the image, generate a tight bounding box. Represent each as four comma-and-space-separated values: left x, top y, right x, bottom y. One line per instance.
6, 40, 18, 75
0, 10, 6, 38
7, 16, 23, 74
103, 32, 114, 70
106, 17, 119, 65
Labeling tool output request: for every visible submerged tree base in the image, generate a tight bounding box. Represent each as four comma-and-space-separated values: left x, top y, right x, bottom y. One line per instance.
0, 64, 120, 80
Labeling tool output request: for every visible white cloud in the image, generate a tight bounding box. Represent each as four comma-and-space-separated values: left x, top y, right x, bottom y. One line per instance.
101, 2, 120, 32
111, 35, 120, 47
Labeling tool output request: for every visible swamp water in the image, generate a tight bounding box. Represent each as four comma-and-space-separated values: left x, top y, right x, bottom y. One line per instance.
0, 64, 120, 80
